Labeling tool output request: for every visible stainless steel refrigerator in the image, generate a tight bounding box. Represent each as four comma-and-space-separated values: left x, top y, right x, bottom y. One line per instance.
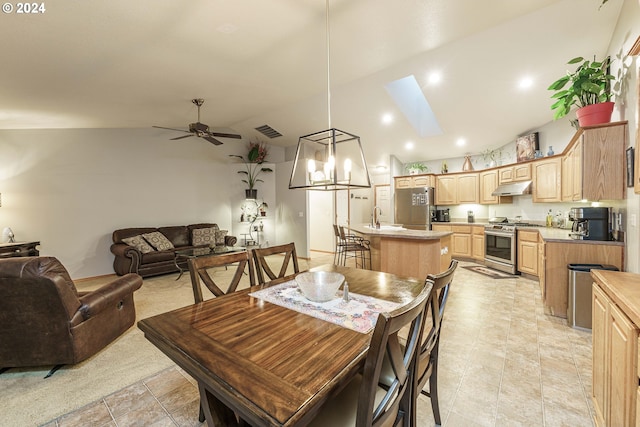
394, 187, 435, 230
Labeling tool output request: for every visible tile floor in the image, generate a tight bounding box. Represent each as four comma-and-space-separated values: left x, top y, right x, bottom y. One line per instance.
42, 256, 594, 426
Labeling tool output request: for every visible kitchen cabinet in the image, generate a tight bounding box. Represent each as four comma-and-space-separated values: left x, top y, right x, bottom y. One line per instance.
562, 141, 582, 201
591, 273, 639, 427
479, 170, 512, 205
532, 157, 562, 203
498, 163, 531, 184
471, 226, 485, 261
451, 225, 472, 258
394, 174, 434, 189
540, 240, 623, 318
517, 230, 538, 276
435, 173, 478, 205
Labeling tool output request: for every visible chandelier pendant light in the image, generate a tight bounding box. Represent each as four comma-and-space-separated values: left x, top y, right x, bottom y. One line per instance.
288, 0, 371, 191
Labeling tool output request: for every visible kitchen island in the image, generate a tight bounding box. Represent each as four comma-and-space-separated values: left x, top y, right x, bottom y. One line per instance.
349, 224, 452, 280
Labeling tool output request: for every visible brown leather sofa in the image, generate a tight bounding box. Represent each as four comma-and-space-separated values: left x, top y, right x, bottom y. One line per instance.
0, 257, 142, 372
110, 223, 237, 278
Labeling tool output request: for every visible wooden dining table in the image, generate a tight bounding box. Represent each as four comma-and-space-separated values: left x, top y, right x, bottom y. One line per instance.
137, 264, 424, 427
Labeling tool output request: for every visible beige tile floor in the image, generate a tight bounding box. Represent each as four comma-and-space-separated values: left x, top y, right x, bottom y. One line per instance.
42, 254, 594, 427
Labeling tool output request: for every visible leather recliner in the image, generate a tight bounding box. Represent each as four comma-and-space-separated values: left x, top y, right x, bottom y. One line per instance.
0, 256, 142, 371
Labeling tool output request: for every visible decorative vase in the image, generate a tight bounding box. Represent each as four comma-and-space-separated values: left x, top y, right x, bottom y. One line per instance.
462, 156, 474, 171
245, 189, 258, 200
547, 146, 554, 156
576, 101, 614, 127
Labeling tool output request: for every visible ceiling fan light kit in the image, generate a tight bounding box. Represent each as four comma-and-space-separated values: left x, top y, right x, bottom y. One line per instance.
153, 98, 241, 145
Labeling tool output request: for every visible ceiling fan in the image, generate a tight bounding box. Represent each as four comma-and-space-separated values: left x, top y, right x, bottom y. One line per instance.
153, 98, 242, 145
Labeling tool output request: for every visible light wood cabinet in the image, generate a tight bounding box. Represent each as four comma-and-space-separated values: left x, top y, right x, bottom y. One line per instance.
471, 226, 485, 260
435, 175, 458, 205
562, 122, 626, 201
435, 173, 478, 205
479, 170, 499, 204
592, 281, 638, 427
517, 230, 538, 276
499, 163, 531, 184
394, 174, 434, 189
450, 225, 471, 258
541, 240, 623, 318
532, 157, 562, 203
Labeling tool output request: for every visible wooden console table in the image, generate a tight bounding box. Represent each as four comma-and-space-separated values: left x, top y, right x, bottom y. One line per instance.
0, 241, 40, 258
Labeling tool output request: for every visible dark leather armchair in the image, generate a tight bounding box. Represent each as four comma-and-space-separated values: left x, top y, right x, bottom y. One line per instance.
0, 257, 142, 373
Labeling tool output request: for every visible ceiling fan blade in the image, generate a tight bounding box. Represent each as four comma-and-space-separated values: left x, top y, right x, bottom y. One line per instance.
171, 134, 194, 140
203, 136, 223, 145
153, 125, 190, 133
209, 132, 242, 139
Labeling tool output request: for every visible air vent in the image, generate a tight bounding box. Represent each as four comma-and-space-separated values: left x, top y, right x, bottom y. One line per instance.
255, 125, 282, 139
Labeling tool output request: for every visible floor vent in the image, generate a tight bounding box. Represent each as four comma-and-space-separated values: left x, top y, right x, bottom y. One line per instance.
255, 125, 282, 139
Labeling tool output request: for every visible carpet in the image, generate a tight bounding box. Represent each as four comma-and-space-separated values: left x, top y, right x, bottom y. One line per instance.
463, 265, 517, 279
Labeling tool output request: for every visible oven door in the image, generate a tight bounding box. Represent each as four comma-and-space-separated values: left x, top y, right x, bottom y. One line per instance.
484, 229, 517, 274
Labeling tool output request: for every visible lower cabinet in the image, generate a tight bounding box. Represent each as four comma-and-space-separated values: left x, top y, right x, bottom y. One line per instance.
517, 230, 538, 276
592, 281, 639, 427
471, 226, 484, 261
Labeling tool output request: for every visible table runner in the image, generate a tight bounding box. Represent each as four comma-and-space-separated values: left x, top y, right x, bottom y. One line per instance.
249, 280, 402, 334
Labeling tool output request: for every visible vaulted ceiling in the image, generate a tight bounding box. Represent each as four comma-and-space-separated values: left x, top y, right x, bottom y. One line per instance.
0, 0, 625, 166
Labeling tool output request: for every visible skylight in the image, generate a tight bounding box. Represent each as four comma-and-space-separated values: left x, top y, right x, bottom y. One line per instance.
384, 75, 443, 138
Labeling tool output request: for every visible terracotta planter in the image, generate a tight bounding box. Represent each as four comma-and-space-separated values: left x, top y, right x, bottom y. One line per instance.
576, 102, 614, 127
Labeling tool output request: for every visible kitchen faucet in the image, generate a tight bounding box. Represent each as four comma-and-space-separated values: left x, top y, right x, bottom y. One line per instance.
372, 206, 382, 228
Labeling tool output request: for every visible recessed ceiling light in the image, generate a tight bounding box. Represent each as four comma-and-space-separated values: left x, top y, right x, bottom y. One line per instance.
375, 165, 388, 171
405, 141, 414, 150
456, 138, 466, 147
518, 76, 534, 90
428, 72, 442, 85
217, 23, 238, 34
381, 113, 394, 124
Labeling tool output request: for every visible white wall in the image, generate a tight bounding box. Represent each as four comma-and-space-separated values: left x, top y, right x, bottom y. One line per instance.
275, 160, 309, 258
0, 128, 274, 278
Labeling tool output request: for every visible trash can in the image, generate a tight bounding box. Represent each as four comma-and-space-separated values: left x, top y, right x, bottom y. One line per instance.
567, 264, 619, 330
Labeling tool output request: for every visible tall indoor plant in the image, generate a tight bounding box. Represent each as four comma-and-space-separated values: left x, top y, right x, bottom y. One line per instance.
548, 56, 615, 127
230, 141, 273, 199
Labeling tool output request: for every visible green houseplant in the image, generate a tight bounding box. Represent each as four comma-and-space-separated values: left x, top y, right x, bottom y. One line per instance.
405, 162, 429, 175
229, 142, 273, 199
548, 56, 615, 127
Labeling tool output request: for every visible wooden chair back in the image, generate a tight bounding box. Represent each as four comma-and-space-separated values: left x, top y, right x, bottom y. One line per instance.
188, 251, 254, 303
357, 281, 431, 426
413, 259, 458, 425
251, 242, 299, 285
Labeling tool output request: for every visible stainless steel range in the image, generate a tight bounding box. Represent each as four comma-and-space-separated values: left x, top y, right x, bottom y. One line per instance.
484, 217, 538, 275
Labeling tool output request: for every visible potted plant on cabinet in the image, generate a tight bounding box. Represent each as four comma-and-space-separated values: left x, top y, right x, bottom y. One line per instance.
405, 162, 429, 175
229, 141, 273, 199
548, 56, 615, 128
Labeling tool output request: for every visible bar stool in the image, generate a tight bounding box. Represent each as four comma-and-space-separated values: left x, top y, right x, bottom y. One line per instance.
338, 226, 371, 270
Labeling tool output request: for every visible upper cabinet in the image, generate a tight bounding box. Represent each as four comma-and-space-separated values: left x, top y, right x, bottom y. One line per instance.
532, 157, 562, 202
435, 173, 478, 205
394, 174, 435, 189
394, 121, 627, 205
498, 163, 531, 184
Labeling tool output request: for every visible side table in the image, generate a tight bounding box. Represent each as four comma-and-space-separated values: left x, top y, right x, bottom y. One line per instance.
0, 241, 40, 258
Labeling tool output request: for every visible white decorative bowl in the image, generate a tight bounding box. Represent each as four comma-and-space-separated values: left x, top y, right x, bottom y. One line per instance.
295, 271, 345, 302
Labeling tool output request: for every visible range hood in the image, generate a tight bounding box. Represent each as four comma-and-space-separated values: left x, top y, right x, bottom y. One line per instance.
491, 180, 532, 196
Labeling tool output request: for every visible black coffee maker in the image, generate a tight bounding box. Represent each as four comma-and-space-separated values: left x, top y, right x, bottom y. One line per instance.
569, 207, 610, 241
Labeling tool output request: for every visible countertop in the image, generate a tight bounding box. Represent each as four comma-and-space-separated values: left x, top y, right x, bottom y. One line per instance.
592, 269, 640, 326
433, 221, 624, 246
349, 224, 451, 240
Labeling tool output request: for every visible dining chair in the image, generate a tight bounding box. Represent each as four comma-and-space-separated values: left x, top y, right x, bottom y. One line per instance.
413, 259, 458, 426
251, 242, 300, 285
308, 281, 431, 427
188, 251, 255, 303
338, 225, 371, 270
333, 224, 345, 265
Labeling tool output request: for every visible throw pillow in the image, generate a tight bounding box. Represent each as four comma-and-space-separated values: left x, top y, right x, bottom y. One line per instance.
142, 231, 175, 251
215, 230, 228, 246
122, 235, 155, 254
192, 227, 216, 246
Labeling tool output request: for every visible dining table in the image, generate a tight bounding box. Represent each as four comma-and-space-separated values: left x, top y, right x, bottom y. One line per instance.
137, 263, 425, 427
